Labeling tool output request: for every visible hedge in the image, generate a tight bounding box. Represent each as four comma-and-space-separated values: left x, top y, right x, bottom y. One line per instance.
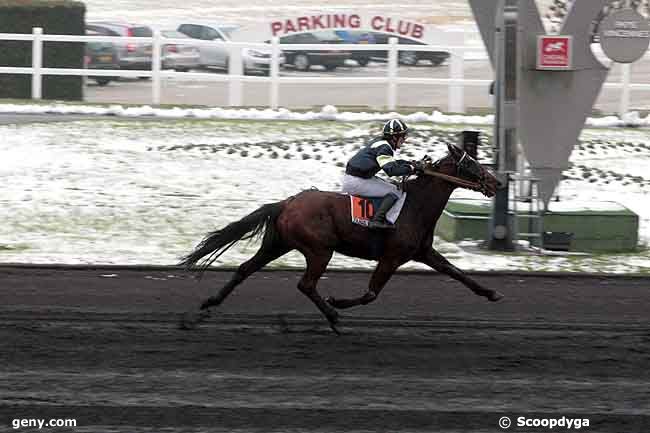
0, 0, 86, 100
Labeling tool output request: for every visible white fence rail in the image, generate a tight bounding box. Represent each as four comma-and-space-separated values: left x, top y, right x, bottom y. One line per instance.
0, 27, 644, 115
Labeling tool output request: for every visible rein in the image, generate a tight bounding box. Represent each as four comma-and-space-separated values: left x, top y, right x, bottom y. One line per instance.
422, 168, 483, 191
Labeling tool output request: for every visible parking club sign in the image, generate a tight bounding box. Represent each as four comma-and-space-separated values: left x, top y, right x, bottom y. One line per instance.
537, 35, 573, 70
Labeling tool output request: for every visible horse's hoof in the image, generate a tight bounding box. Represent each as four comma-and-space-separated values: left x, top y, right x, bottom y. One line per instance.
200, 298, 214, 310
488, 291, 504, 302
178, 309, 210, 330
325, 296, 337, 307
178, 313, 198, 330
328, 318, 341, 335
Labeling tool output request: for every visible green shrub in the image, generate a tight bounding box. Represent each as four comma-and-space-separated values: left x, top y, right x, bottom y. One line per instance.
0, 0, 85, 100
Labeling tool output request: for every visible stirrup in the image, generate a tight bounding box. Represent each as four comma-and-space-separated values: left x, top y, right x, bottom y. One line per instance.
368, 219, 395, 230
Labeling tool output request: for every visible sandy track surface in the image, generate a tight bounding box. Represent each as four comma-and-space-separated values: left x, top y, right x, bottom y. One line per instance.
1, 266, 649, 432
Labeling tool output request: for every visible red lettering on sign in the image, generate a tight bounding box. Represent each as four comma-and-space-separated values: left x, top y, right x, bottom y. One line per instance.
270, 14, 426, 39
270, 21, 283, 36
371, 16, 384, 31
311, 15, 324, 30
384, 17, 395, 33
333, 14, 346, 28
285, 19, 296, 33
412, 24, 424, 39
397, 20, 411, 36
297, 16, 310, 32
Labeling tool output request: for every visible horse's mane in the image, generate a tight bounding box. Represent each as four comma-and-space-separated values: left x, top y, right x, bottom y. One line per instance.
403, 153, 454, 192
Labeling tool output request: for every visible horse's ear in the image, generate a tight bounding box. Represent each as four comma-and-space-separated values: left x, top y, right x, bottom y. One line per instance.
447, 143, 461, 156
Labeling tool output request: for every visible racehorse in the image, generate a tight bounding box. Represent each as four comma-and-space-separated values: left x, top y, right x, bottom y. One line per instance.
179, 143, 503, 333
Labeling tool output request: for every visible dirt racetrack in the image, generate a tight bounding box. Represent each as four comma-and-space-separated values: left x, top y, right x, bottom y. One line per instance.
1, 265, 649, 432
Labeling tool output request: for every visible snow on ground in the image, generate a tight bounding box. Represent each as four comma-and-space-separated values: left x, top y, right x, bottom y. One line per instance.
6, 103, 650, 128
0, 109, 648, 273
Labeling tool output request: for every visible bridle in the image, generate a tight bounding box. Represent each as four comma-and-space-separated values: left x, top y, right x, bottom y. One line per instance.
421, 151, 489, 194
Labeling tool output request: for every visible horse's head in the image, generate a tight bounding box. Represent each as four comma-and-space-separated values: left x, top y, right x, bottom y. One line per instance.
423, 143, 499, 197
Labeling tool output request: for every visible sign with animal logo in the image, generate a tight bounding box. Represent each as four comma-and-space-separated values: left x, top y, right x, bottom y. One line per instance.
536, 35, 573, 70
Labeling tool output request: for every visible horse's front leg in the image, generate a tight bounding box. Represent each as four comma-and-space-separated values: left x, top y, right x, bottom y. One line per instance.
325, 291, 377, 309
414, 248, 504, 301
326, 259, 399, 309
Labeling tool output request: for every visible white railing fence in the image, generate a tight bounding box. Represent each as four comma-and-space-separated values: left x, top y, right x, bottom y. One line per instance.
0, 27, 643, 115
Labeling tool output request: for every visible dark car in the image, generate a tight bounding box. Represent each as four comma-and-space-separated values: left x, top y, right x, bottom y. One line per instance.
85, 29, 119, 86
334, 30, 376, 66
339, 31, 450, 67
280, 31, 351, 71
85, 22, 153, 71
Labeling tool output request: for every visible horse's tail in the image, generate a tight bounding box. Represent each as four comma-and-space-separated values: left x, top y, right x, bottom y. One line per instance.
179, 201, 285, 273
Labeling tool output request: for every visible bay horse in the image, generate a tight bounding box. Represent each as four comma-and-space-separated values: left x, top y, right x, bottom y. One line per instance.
179, 143, 503, 333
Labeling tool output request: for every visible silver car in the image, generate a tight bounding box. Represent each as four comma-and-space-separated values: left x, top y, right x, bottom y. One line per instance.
160, 30, 201, 72
177, 23, 283, 75
86, 22, 153, 71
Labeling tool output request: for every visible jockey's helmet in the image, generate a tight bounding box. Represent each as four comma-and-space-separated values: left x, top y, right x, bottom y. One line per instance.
382, 119, 408, 137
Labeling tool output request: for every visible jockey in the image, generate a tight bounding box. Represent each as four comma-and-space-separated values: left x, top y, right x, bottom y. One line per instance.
342, 118, 418, 230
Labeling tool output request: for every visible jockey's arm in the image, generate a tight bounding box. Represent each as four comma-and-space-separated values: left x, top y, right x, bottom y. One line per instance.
377, 154, 415, 177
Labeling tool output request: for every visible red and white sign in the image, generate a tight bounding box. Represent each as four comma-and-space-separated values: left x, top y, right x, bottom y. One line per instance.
269, 14, 425, 41
231, 13, 440, 45
537, 35, 573, 70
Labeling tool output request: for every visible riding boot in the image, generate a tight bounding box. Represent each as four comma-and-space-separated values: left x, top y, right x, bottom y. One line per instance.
368, 194, 399, 230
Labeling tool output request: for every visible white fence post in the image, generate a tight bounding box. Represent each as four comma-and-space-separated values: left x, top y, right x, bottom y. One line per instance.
449, 31, 465, 113
152, 29, 162, 105
387, 37, 398, 111
31, 27, 43, 100
229, 43, 243, 107
619, 63, 631, 118
270, 37, 280, 110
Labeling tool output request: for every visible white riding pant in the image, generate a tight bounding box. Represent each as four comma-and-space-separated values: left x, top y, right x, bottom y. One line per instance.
340, 174, 401, 199
340, 174, 406, 224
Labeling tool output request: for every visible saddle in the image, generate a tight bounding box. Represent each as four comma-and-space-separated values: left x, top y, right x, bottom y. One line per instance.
349, 194, 406, 259
349, 195, 384, 227
348, 194, 405, 228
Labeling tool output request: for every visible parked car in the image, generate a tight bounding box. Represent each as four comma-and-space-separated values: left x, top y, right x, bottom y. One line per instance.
86, 22, 153, 71
160, 30, 201, 72
84, 29, 119, 86
336, 31, 450, 66
177, 23, 282, 75
333, 30, 376, 66
279, 31, 351, 71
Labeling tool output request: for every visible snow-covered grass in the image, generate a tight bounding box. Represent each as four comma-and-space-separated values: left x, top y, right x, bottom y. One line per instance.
7, 102, 650, 128
0, 102, 494, 124
0, 107, 648, 274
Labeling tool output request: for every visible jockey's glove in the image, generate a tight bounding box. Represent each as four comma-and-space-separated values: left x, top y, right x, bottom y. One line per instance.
412, 160, 427, 175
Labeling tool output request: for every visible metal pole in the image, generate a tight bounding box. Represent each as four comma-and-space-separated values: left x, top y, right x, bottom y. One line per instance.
270, 37, 280, 110
488, 0, 517, 251
31, 27, 43, 100
619, 63, 631, 118
387, 37, 398, 110
152, 29, 162, 105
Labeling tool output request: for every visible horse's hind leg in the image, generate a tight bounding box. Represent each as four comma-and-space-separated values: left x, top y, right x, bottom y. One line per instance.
296, 250, 340, 334
180, 240, 290, 330
200, 242, 291, 310
415, 248, 503, 301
